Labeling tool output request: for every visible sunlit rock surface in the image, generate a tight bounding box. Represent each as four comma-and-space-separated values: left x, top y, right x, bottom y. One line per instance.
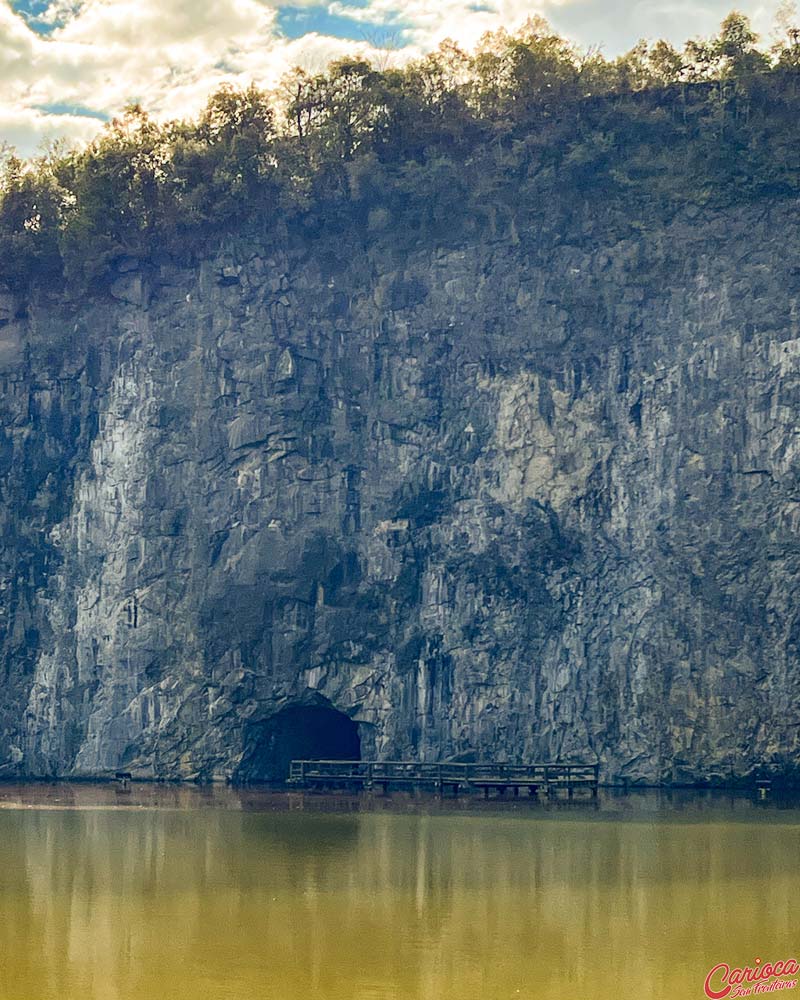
2, 202, 799, 783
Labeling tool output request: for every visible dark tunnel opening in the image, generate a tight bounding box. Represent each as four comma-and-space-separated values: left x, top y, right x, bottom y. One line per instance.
237, 704, 361, 784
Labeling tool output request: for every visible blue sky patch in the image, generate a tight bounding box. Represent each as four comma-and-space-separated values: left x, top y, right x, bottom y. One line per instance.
276, 5, 411, 46
10, 0, 59, 33
35, 103, 110, 122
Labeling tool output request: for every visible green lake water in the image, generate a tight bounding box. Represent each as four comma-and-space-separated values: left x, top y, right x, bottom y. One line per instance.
0, 783, 797, 1000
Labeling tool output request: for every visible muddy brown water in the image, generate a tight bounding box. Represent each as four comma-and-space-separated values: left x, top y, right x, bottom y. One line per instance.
0, 783, 797, 999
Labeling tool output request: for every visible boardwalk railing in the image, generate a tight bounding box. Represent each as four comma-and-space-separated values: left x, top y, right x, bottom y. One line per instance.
288, 760, 600, 797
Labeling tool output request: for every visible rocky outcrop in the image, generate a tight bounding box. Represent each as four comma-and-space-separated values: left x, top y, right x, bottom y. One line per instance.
2, 200, 799, 784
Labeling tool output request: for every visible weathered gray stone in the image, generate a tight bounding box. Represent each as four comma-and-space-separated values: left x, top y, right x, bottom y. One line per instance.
110, 274, 144, 306
0, 202, 799, 785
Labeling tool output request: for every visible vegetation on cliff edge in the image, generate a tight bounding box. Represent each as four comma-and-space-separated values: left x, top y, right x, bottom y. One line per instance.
1, 10, 800, 291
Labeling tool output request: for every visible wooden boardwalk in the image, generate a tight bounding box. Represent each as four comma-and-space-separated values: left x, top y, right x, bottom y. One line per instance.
288, 760, 600, 798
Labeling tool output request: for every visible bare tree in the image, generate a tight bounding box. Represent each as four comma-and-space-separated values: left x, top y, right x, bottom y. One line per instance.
359, 27, 404, 72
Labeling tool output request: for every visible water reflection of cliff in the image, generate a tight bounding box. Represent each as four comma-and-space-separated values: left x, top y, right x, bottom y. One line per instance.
0, 796, 797, 1000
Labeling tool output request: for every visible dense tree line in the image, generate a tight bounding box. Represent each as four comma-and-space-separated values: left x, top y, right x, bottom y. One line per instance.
1, 10, 799, 290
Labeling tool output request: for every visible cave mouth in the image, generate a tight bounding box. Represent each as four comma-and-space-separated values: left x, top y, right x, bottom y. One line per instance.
238, 704, 361, 785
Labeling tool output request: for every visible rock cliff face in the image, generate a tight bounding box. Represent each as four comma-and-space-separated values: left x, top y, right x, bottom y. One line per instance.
1, 201, 799, 784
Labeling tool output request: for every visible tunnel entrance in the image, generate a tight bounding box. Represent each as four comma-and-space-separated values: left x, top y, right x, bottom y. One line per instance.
237, 704, 361, 784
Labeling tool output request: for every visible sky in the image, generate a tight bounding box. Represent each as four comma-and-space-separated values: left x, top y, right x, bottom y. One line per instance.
0, 0, 787, 156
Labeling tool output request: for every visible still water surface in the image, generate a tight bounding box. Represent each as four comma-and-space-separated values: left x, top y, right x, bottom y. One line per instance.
0, 783, 797, 1000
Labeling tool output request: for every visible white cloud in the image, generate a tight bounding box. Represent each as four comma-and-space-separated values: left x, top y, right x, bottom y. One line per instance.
0, 104, 102, 152
0, 0, 789, 157
1, 0, 400, 154
549, 0, 779, 55
327, 0, 549, 50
